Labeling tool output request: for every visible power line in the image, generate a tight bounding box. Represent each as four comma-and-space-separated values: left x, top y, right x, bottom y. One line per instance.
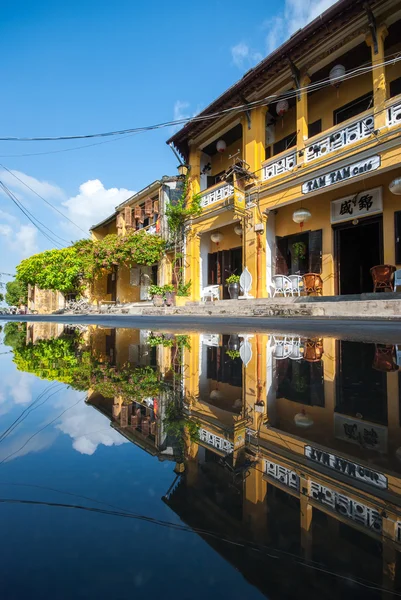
0, 55, 399, 144
0, 165, 88, 237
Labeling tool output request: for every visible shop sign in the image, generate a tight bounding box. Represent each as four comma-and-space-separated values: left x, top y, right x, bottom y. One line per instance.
264, 459, 300, 492
304, 445, 387, 490
309, 480, 382, 533
334, 414, 387, 454
302, 155, 381, 194
330, 187, 382, 224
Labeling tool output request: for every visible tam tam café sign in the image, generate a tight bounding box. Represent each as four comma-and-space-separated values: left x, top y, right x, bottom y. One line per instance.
302, 155, 381, 194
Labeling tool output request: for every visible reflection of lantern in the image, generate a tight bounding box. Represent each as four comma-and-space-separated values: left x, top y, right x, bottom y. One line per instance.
276, 99, 289, 116
292, 207, 311, 230
294, 410, 314, 428
211, 232, 224, 245
216, 139, 226, 153
329, 64, 346, 87
389, 177, 401, 195
210, 390, 222, 401
234, 225, 243, 236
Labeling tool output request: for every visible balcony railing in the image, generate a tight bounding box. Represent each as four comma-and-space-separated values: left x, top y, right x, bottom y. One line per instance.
387, 97, 401, 128
262, 150, 297, 181
200, 182, 234, 208
305, 111, 374, 162
198, 428, 234, 454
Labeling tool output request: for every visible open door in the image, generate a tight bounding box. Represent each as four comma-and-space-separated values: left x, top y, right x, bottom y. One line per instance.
140, 266, 152, 301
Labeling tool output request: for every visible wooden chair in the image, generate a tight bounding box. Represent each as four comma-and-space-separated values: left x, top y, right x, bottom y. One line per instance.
303, 339, 324, 362
370, 265, 396, 292
372, 345, 398, 372
302, 273, 323, 296
142, 418, 150, 437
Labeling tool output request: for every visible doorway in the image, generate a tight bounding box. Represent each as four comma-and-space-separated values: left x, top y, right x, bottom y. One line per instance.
334, 216, 383, 295
208, 247, 242, 299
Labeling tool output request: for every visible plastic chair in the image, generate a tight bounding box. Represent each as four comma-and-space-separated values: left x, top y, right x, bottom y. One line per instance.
303, 273, 323, 296
201, 285, 220, 302
272, 275, 292, 297
288, 275, 304, 296
370, 265, 396, 292
393, 269, 401, 292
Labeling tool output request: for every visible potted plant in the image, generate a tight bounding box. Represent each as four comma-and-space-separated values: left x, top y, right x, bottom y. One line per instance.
226, 274, 241, 300
163, 284, 175, 306
292, 242, 306, 259
226, 349, 241, 360
149, 285, 164, 307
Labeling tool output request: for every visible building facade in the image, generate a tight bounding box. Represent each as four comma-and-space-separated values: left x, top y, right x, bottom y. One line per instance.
168, 0, 401, 302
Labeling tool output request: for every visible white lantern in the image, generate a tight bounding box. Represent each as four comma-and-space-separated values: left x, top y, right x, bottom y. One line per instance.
216, 139, 226, 153
389, 177, 401, 195
210, 390, 222, 401
211, 232, 224, 244
292, 208, 311, 229
329, 64, 346, 88
234, 225, 243, 236
276, 99, 289, 117
294, 412, 314, 428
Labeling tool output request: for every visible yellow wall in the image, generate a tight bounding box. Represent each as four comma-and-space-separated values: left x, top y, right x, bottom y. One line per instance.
211, 137, 243, 176
91, 220, 117, 241
117, 265, 140, 303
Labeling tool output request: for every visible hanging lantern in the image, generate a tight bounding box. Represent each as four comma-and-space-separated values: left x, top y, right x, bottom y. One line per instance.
211, 232, 224, 245
276, 99, 289, 117
234, 225, 243, 236
389, 177, 401, 195
294, 410, 314, 428
216, 139, 227, 153
210, 389, 222, 401
292, 207, 311, 230
329, 64, 346, 88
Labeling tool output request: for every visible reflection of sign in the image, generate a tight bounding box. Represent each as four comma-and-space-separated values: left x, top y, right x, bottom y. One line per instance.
264, 460, 300, 491
302, 156, 380, 194
198, 428, 234, 454
331, 187, 382, 224
234, 425, 246, 450
396, 522, 401, 544
309, 481, 382, 534
305, 446, 387, 490
334, 414, 387, 454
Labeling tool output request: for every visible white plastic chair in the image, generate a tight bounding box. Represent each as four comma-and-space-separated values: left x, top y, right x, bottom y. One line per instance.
394, 270, 401, 292
272, 335, 293, 360
289, 337, 303, 360
201, 285, 220, 302
288, 275, 303, 296
272, 275, 292, 297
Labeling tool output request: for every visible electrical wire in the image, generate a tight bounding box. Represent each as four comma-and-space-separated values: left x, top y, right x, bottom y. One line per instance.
0, 165, 88, 237
0, 54, 399, 144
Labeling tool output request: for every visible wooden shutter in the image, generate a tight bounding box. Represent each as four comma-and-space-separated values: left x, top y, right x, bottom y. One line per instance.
208, 253, 217, 285
117, 212, 124, 229
139, 210, 145, 224
153, 200, 159, 214
395, 211, 401, 264
216, 251, 223, 284
308, 229, 323, 273
145, 198, 153, 215
124, 207, 132, 227
134, 205, 142, 220
275, 237, 289, 275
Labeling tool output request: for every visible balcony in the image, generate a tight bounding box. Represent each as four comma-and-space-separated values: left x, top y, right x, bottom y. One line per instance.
200, 182, 234, 208
304, 110, 374, 163
387, 95, 401, 128
198, 428, 234, 454
262, 150, 297, 182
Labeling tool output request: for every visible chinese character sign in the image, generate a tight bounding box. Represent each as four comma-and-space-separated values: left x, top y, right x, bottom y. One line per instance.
331, 187, 382, 224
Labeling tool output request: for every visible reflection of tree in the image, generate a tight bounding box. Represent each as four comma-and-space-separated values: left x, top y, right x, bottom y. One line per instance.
3, 322, 27, 351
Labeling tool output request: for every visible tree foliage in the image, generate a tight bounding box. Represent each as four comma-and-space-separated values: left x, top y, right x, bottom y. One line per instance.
5, 280, 28, 306
166, 176, 202, 236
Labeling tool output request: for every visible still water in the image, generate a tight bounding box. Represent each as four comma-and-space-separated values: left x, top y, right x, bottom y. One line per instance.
1, 321, 401, 599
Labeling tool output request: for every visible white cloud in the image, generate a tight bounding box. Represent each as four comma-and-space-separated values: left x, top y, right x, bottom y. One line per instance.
231, 42, 262, 69
62, 179, 135, 234
174, 100, 190, 123
57, 400, 127, 455
264, 0, 338, 54
0, 221, 38, 259
0, 168, 65, 201
9, 372, 34, 405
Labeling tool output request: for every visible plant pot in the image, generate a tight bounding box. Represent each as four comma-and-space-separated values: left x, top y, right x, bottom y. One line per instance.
165, 291, 176, 307
228, 282, 240, 300
228, 334, 240, 351
152, 295, 164, 307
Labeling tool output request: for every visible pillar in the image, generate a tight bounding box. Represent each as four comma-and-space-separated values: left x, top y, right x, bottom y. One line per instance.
245, 206, 268, 299
243, 460, 268, 541
296, 74, 311, 165
185, 232, 201, 302
382, 515, 397, 592
300, 476, 313, 560
366, 25, 388, 131
242, 105, 267, 177
188, 146, 201, 196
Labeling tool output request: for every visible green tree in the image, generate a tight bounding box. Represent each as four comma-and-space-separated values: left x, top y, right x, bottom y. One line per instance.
3, 322, 27, 350
5, 280, 28, 306
0, 293, 4, 303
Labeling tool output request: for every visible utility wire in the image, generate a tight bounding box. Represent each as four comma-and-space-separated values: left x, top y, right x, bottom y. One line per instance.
0, 55, 399, 143
0, 165, 88, 237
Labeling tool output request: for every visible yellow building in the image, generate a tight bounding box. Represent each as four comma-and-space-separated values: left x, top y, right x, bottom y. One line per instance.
167, 0, 401, 301
90, 176, 183, 305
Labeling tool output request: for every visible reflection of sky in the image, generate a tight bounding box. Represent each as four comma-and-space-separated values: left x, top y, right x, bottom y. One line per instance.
0, 327, 264, 600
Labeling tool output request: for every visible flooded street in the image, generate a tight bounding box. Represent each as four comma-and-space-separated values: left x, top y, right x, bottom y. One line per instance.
1, 321, 401, 599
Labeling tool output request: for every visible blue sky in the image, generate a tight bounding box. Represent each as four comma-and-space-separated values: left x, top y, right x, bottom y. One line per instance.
0, 0, 336, 282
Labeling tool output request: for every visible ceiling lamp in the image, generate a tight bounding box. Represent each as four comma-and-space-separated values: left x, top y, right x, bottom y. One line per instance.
216, 139, 227, 153
177, 163, 190, 177
294, 411, 314, 428
211, 232, 224, 245
276, 99, 289, 117
292, 207, 311, 230
329, 64, 346, 88
234, 225, 243, 236
389, 177, 401, 195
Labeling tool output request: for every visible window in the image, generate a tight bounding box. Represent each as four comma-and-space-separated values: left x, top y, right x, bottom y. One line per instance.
273, 132, 296, 156
275, 230, 322, 275
395, 211, 401, 264
308, 119, 322, 138
390, 77, 401, 98
333, 92, 373, 125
